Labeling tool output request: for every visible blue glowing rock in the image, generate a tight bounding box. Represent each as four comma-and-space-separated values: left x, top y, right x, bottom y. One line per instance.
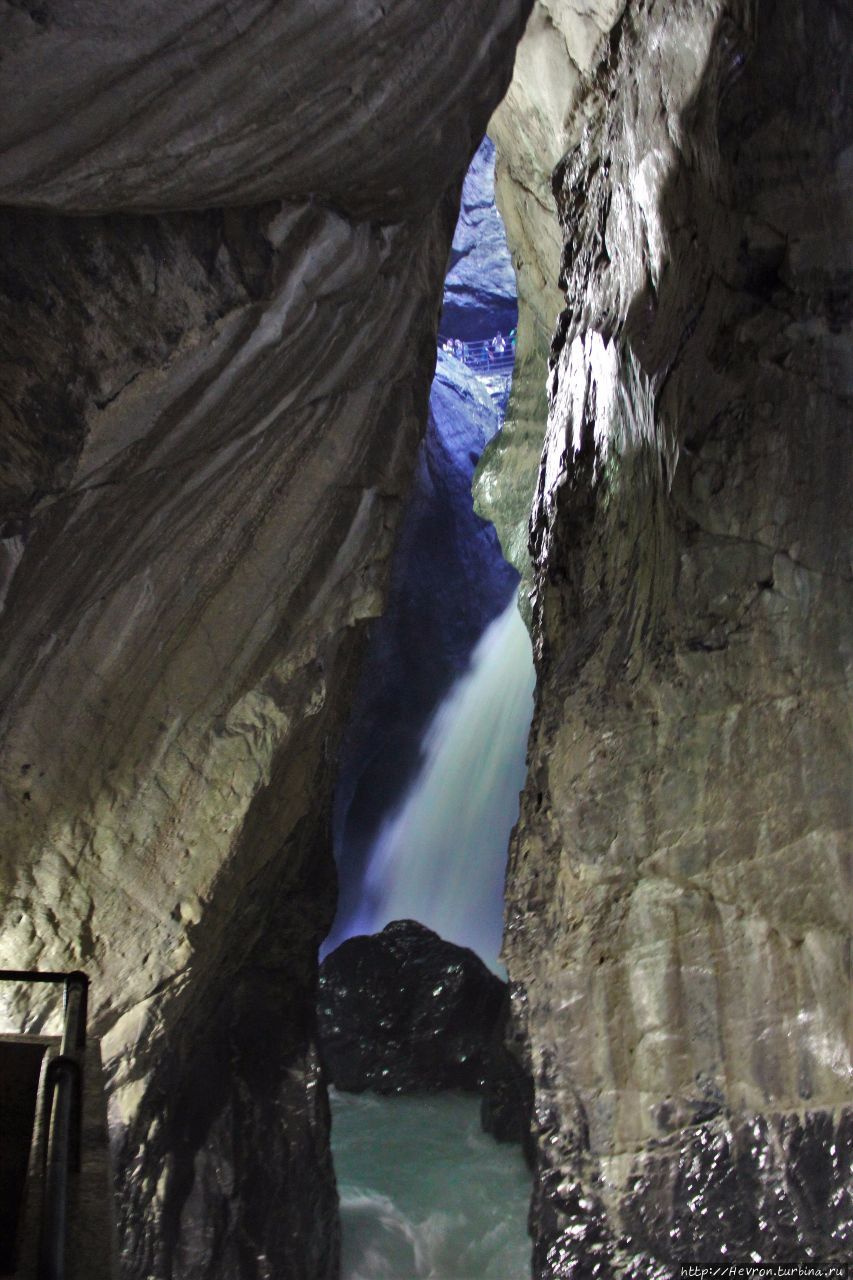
441, 137, 517, 341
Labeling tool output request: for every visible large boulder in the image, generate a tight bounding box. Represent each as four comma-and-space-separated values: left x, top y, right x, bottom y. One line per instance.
318, 920, 505, 1093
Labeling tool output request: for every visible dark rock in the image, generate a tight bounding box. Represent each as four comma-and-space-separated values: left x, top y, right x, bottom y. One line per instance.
612, 1107, 853, 1271
480, 992, 536, 1165
318, 920, 506, 1093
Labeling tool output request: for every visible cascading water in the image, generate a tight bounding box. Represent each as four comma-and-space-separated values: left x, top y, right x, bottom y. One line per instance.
344, 597, 534, 970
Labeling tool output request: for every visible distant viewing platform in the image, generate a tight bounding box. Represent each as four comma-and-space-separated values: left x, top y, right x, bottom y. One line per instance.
439, 333, 515, 376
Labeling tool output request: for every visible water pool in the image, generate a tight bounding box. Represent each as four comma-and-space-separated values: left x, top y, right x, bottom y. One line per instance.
331, 1089, 532, 1280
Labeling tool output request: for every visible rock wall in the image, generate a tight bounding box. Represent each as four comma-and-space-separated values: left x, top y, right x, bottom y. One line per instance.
3, 0, 850, 1273
441, 136, 518, 341
475, 0, 618, 601
0, 2, 532, 1275
486, 0, 852, 1272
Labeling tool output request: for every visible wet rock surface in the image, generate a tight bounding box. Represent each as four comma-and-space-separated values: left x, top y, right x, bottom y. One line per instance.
480, 0, 853, 1271
530, 1108, 853, 1278
318, 920, 506, 1094
475, 0, 593, 602
480, 994, 536, 1162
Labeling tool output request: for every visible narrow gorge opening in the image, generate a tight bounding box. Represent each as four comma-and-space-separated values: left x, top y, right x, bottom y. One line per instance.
324, 136, 533, 973
2, 3, 848, 1275
319, 137, 536, 1277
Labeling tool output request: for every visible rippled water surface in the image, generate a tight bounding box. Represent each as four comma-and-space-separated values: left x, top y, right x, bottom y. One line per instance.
331, 1089, 532, 1279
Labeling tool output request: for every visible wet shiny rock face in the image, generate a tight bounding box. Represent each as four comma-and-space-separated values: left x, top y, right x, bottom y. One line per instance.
318, 921, 505, 1094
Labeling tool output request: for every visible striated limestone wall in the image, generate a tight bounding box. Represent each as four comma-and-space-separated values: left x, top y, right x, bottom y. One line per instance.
0, 2, 532, 1275
485, 0, 852, 1272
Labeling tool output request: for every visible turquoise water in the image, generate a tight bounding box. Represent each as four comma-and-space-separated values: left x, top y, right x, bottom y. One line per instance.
331, 1089, 532, 1279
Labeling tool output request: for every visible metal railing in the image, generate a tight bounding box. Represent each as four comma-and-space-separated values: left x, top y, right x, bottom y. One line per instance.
439, 337, 516, 376
0, 969, 89, 1280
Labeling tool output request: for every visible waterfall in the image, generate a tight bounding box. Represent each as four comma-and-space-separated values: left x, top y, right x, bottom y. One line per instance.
343, 597, 535, 970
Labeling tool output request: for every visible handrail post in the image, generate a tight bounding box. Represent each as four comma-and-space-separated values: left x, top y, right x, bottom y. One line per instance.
62, 973, 87, 1174
38, 1057, 80, 1280
62, 972, 88, 1058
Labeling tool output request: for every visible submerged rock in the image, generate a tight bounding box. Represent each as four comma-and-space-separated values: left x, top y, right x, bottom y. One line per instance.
480, 996, 536, 1164
318, 920, 505, 1093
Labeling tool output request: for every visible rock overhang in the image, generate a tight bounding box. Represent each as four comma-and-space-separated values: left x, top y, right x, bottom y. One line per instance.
0, 0, 534, 219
